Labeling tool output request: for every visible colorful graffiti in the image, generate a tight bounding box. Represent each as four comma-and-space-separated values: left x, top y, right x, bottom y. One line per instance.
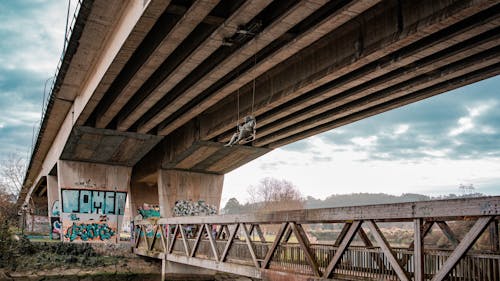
70, 213, 80, 221
50, 217, 61, 239
137, 203, 160, 219
61, 189, 126, 243
64, 222, 115, 242
62, 189, 126, 215
51, 201, 60, 216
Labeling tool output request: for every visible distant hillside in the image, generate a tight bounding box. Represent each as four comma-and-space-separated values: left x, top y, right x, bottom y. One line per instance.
304, 192, 485, 209
222, 192, 485, 214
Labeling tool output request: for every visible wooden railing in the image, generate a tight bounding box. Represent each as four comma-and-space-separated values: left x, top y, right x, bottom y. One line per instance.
133, 196, 500, 281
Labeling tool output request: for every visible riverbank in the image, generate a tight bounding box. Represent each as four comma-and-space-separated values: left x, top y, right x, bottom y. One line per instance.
0, 237, 254, 281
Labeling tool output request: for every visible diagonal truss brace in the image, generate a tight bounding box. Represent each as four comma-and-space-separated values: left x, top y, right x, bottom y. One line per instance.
365, 220, 410, 281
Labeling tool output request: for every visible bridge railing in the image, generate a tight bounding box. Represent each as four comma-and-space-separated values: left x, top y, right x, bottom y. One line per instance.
133, 196, 500, 280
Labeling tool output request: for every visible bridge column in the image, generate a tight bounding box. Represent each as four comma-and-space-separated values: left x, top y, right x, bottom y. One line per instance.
157, 169, 223, 217
46, 175, 61, 240
128, 182, 159, 220
57, 160, 131, 243
24, 191, 50, 234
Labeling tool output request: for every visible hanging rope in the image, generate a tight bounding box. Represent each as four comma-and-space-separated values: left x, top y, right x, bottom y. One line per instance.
236, 86, 240, 126
251, 40, 257, 115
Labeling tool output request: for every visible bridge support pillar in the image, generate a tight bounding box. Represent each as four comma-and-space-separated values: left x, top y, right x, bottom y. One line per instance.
24, 192, 49, 234
162, 259, 215, 281
128, 182, 159, 220
57, 160, 131, 243
46, 175, 61, 240
157, 169, 223, 217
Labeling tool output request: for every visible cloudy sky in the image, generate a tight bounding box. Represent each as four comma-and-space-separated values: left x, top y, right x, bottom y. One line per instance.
1, 1, 499, 205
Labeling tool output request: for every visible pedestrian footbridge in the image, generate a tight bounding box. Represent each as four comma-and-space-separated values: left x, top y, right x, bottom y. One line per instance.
134, 196, 500, 281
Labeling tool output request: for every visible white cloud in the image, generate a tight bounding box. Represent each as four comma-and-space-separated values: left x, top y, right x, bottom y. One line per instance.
351, 136, 378, 146
0, 1, 71, 75
394, 124, 409, 135
449, 103, 494, 136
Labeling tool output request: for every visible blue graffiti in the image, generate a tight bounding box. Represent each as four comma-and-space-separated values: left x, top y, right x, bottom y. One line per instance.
64, 222, 115, 242
70, 213, 80, 221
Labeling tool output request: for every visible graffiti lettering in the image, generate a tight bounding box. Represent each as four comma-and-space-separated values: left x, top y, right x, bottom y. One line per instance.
62, 189, 126, 215
70, 213, 80, 221
64, 222, 115, 242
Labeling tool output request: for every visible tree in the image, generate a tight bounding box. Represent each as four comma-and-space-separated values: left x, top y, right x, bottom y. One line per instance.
0, 153, 25, 197
221, 197, 242, 214
0, 189, 17, 224
248, 177, 304, 212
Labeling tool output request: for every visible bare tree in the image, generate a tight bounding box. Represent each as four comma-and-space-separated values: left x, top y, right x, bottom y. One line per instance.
0, 153, 25, 196
248, 177, 304, 212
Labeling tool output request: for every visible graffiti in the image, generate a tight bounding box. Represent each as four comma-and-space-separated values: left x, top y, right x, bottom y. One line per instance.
64, 222, 115, 242
51, 201, 60, 216
74, 179, 97, 188
51, 217, 61, 239
99, 215, 108, 222
137, 203, 160, 219
62, 189, 127, 215
70, 213, 80, 221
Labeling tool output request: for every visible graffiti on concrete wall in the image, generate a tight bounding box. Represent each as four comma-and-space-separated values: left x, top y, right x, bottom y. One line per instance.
51, 201, 60, 216
50, 217, 61, 239
61, 189, 126, 215
61, 212, 120, 242
61, 189, 126, 243
64, 222, 115, 242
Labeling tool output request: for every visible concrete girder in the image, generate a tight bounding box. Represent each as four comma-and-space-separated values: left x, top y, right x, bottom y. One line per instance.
251, 30, 500, 142
200, 0, 499, 142
95, 0, 220, 129
116, 0, 273, 131
76, 0, 171, 126
60, 126, 162, 166
137, 0, 343, 134
255, 48, 500, 146
153, 0, 381, 136
266, 62, 500, 148
219, 12, 500, 142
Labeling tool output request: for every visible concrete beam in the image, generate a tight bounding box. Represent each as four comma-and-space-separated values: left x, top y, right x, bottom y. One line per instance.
267, 62, 500, 148
76, 0, 170, 126
155, 0, 381, 136
96, 0, 220, 128
117, 0, 273, 131
138, 0, 334, 134
60, 126, 162, 166
220, 14, 500, 142
255, 47, 500, 146
200, 0, 499, 142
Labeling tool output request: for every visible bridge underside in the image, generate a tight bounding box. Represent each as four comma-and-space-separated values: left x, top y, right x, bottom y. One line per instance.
17, 0, 500, 263
21, 0, 500, 199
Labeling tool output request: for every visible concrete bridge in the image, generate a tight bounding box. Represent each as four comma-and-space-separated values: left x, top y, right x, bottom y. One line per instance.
17, 0, 500, 280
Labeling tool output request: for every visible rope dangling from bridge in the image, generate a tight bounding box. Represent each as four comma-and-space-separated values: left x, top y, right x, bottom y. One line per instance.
225, 42, 258, 147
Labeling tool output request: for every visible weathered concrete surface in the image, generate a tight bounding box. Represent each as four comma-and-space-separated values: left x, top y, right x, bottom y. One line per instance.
58, 160, 131, 243
60, 126, 162, 166
158, 169, 223, 218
